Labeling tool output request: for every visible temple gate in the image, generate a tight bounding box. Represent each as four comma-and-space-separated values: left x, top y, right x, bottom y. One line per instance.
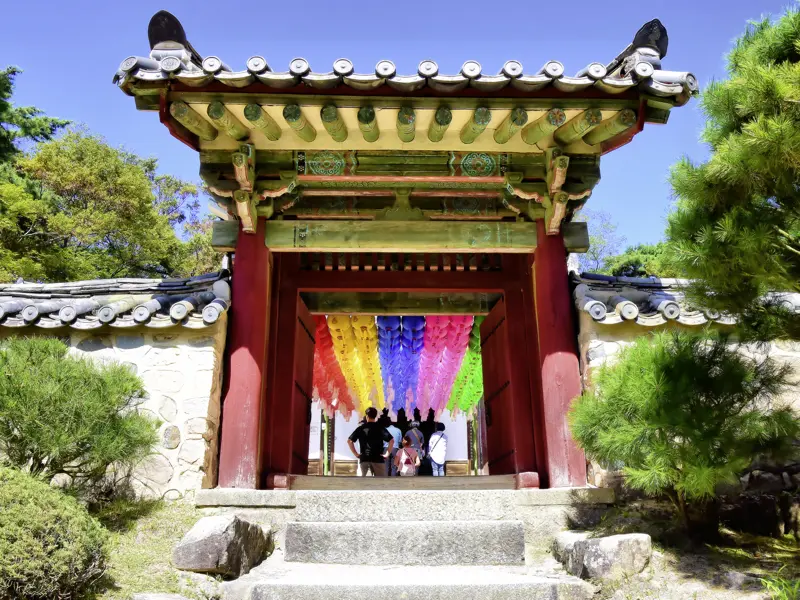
113, 11, 697, 490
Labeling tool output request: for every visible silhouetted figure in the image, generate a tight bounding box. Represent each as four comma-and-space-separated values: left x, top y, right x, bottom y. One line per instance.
348, 407, 394, 477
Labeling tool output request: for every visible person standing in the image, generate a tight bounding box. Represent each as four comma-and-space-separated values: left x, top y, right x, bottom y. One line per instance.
383, 415, 403, 476
428, 422, 448, 477
348, 407, 394, 477
394, 435, 421, 477
405, 420, 425, 474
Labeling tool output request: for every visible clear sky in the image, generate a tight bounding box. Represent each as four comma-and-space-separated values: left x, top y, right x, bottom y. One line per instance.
0, 0, 787, 247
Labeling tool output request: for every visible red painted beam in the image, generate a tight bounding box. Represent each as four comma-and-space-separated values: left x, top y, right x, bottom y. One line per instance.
290, 269, 507, 292
218, 219, 272, 488
532, 220, 587, 488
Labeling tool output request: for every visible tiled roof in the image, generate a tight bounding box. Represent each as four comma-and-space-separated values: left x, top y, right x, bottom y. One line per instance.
114, 13, 697, 105
572, 272, 800, 328
0, 271, 230, 331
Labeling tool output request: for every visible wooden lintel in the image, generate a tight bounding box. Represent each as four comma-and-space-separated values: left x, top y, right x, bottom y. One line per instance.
264, 220, 537, 253
292, 268, 509, 293
211, 219, 239, 251
300, 291, 502, 315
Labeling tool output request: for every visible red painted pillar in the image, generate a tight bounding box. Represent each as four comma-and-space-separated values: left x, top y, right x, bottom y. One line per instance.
218, 218, 272, 488
533, 220, 587, 487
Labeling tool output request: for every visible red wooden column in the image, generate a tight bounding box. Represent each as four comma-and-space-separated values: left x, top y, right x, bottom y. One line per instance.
218, 218, 272, 488
532, 220, 587, 487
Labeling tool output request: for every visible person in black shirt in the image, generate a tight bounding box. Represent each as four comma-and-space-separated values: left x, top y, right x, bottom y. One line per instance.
347, 407, 394, 477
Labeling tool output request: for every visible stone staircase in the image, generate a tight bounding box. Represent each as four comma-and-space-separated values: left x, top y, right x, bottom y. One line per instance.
218, 490, 598, 599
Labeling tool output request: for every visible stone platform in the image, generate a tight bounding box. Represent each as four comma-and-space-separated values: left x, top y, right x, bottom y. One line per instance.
221, 556, 594, 600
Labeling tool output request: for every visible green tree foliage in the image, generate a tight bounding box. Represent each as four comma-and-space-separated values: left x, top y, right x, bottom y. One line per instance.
0, 337, 158, 493
574, 209, 626, 272
667, 10, 800, 338
0, 131, 220, 281
0, 466, 107, 600
570, 331, 798, 534
0, 67, 68, 163
600, 242, 683, 278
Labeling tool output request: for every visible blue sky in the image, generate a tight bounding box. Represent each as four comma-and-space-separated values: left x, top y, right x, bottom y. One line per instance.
0, 0, 787, 247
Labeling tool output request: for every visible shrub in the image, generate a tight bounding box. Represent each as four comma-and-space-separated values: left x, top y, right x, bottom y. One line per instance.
0, 337, 158, 494
570, 331, 799, 536
0, 466, 108, 599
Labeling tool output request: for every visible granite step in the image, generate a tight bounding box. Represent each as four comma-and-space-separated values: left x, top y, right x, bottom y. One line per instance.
293, 490, 519, 522
284, 519, 525, 566
222, 561, 594, 600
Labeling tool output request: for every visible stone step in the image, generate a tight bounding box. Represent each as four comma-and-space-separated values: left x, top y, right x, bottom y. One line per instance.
222, 561, 594, 600
293, 490, 518, 522
284, 520, 525, 566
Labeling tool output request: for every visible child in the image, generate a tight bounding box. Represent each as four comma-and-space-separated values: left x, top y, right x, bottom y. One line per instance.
394, 434, 420, 477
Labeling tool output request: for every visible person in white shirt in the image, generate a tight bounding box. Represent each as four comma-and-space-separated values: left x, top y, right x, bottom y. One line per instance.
427, 422, 448, 476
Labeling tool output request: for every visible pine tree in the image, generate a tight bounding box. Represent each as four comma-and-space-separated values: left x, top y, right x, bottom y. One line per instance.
0, 67, 68, 163
570, 331, 798, 536
667, 10, 800, 339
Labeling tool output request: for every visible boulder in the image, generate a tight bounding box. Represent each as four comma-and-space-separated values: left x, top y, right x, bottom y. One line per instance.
552, 530, 590, 574
172, 515, 270, 577
178, 571, 221, 599
561, 533, 651, 580
746, 471, 785, 493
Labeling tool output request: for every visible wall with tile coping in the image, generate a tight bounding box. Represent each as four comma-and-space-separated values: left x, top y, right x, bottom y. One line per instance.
0, 316, 227, 500
576, 312, 800, 486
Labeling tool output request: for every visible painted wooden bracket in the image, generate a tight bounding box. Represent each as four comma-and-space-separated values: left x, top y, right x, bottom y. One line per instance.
232, 144, 256, 192
546, 149, 569, 196
542, 191, 570, 235
375, 188, 425, 221
233, 190, 258, 233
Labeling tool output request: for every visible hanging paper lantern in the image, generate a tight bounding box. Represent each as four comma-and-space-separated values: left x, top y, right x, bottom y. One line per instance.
327, 315, 371, 413
395, 316, 425, 413
377, 316, 402, 405
350, 315, 386, 409
447, 316, 485, 415
430, 316, 473, 415
312, 315, 355, 419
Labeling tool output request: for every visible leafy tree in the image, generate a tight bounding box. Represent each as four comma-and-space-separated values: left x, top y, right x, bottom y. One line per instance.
0, 337, 158, 494
0, 131, 218, 281
574, 209, 626, 273
601, 242, 683, 278
570, 331, 798, 536
667, 9, 800, 339
0, 66, 68, 163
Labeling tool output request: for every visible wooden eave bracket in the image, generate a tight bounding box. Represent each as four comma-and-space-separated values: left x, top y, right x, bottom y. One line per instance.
232, 143, 256, 192
233, 190, 258, 233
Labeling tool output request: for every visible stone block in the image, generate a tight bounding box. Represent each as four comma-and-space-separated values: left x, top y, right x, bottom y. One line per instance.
186, 417, 210, 439
142, 369, 185, 394
178, 571, 221, 599
159, 396, 178, 423
116, 334, 145, 349
172, 515, 271, 577
132, 594, 189, 600
552, 531, 590, 564
136, 454, 174, 487
161, 425, 181, 449
284, 520, 525, 566
563, 533, 652, 580
76, 336, 111, 352
179, 440, 206, 466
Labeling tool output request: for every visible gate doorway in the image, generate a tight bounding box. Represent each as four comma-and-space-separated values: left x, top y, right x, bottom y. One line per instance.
258, 251, 545, 487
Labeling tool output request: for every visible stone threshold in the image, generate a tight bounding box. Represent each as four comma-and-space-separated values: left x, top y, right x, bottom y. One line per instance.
195, 486, 614, 508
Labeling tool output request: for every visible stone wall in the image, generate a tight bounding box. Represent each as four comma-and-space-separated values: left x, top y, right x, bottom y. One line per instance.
0, 318, 227, 500
576, 312, 800, 485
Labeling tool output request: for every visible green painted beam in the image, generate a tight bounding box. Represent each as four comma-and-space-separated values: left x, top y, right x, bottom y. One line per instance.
427, 106, 453, 142
521, 109, 566, 146
562, 221, 590, 253
170, 101, 218, 141
582, 109, 637, 145
207, 102, 250, 141
301, 291, 502, 315
320, 104, 348, 142
553, 109, 602, 146
283, 104, 317, 142
460, 107, 492, 144
211, 219, 238, 252
493, 108, 528, 144
265, 220, 537, 252
357, 106, 380, 142
244, 103, 282, 141
396, 106, 416, 142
